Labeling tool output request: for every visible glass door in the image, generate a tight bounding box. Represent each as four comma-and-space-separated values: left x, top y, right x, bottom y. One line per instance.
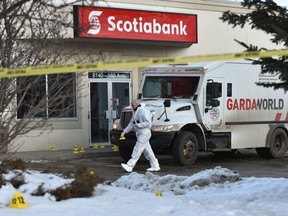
90, 82, 108, 143
89, 81, 130, 144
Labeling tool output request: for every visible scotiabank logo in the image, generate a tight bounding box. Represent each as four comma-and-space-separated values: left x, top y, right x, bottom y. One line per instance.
87, 11, 103, 35
75, 6, 197, 44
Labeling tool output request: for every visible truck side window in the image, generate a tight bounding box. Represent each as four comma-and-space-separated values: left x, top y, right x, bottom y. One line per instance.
206, 83, 213, 106
206, 82, 222, 106
227, 83, 232, 97
214, 83, 222, 98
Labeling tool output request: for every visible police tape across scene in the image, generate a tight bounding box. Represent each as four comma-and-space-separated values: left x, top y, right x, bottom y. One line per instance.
1, 49, 288, 78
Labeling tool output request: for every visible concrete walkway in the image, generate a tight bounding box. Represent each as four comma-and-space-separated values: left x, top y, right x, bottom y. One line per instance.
0, 145, 118, 162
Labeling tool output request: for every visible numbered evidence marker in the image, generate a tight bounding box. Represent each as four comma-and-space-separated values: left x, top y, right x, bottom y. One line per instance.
8, 192, 28, 208
155, 190, 163, 197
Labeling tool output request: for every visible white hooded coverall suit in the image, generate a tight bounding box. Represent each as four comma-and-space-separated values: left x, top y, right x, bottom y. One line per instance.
123, 105, 159, 169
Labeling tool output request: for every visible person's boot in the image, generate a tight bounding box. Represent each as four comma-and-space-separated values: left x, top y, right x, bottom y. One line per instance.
147, 166, 161, 172
121, 163, 133, 172
147, 158, 160, 172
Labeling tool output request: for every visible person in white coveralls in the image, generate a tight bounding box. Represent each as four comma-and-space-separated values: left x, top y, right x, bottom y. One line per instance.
121, 99, 160, 172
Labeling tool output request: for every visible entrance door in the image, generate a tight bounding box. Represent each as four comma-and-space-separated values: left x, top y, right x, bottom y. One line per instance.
89, 81, 130, 145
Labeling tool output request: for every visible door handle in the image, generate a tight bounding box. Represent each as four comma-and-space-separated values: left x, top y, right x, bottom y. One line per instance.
105, 110, 111, 119
112, 110, 117, 119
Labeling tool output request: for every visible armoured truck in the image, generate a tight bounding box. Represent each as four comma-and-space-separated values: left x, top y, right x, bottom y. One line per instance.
109, 61, 288, 165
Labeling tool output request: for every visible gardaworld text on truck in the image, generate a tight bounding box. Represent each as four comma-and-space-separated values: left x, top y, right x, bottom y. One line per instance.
109, 60, 288, 165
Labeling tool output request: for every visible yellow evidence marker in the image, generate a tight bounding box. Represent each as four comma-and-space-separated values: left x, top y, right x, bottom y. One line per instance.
73, 146, 79, 154
112, 145, 119, 152
119, 134, 126, 140
8, 192, 28, 208
155, 190, 163, 197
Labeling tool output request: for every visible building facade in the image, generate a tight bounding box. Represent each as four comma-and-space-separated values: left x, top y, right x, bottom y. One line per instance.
8, 0, 283, 152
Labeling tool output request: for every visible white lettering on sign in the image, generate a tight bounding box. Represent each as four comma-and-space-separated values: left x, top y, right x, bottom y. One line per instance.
88, 72, 130, 79
107, 16, 187, 35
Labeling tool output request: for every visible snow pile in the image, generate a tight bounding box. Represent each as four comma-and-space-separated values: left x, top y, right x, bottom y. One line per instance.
112, 167, 288, 215
113, 166, 241, 195
3, 169, 73, 193
1, 169, 74, 205
1, 166, 288, 216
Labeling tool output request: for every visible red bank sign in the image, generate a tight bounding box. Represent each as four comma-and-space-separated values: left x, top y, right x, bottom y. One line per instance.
73, 6, 198, 44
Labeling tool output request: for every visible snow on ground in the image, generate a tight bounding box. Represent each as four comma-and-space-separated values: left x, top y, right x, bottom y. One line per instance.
1, 166, 288, 216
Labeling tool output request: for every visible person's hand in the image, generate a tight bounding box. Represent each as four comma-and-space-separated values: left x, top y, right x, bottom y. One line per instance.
119, 132, 126, 140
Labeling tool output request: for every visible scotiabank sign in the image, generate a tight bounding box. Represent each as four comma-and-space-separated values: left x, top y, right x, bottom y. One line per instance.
73, 6, 197, 44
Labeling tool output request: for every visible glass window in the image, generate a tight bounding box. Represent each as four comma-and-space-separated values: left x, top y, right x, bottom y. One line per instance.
206, 82, 213, 106
227, 83, 232, 97
142, 76, 200, 98
206, 82, 222, 106
17, 73, 76, 119
48, 74, 77, 118
17, 75, 46, 118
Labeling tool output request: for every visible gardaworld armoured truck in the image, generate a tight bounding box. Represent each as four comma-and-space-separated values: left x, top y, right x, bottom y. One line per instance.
109, 60, 288, 165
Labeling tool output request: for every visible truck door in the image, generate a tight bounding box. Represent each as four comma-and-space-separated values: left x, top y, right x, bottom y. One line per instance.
203, 78, 225, 130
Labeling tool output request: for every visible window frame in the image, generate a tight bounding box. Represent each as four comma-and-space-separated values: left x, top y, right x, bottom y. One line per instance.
16, 73, 77, 120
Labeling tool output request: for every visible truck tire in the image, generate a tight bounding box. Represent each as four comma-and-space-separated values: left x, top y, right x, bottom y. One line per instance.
173, 131, 198, 166
256, 127, 288, 159
118, 146, 133, 162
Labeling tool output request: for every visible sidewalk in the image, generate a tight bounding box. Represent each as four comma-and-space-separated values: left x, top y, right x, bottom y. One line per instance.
0, 145, 119, 162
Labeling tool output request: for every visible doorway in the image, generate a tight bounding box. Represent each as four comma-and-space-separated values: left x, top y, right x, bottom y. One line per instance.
89, 72, 130, 145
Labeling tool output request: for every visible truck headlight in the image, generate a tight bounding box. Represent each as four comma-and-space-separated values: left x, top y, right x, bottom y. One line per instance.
112, 123, 119, 130
152, 125, 173, 132
112, 119, 121, 130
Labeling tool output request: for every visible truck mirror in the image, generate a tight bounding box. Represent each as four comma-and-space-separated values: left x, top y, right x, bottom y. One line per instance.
164, 99, 171, 107
205, 98, 220, 113
158, 99, 170, 121
212, 99, 220, 107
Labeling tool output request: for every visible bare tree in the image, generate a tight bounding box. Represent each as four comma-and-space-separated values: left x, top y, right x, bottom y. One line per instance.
0, 0, 97, 152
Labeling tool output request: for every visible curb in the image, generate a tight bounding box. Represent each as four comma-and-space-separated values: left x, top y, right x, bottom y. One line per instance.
0, 146, 119, 162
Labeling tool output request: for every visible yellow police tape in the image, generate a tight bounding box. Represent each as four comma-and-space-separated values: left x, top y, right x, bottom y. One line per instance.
1, 49, 288, 78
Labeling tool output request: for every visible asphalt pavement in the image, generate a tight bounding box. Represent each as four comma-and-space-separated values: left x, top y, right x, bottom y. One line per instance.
1, 146, 288, 181
0, 145, 118, 162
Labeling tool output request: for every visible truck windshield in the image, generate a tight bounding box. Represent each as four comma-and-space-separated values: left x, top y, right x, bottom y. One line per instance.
142, 76, 200, 98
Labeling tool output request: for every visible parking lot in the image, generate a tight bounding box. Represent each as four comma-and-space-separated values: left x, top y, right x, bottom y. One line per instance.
31, 148, 288, 181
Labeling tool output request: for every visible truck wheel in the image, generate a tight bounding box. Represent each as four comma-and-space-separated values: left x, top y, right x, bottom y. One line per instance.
256, 128, 288, 159
118, 146, 133, 162
173, 131, 198, 166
